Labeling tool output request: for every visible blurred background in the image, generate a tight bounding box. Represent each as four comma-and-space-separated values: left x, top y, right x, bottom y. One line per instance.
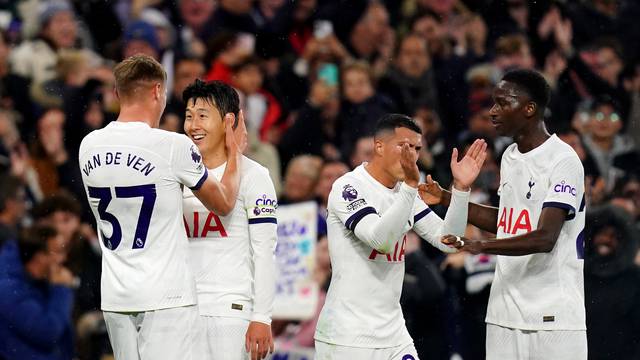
0, 0, 639, 359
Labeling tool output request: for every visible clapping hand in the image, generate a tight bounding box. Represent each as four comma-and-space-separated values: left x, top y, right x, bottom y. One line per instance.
450, 139, 487, 191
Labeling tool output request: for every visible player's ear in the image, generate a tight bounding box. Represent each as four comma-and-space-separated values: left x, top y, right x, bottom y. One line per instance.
525, 101, 536, 117
374, 139, 384, 156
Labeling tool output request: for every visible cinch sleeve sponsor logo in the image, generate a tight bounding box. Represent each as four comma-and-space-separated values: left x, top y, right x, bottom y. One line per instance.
554, 181, 577, 196
251, 194, 277, 217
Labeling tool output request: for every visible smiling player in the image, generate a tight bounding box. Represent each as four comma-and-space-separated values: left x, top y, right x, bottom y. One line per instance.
181, 79, 276, 360
79, 55, 245, 360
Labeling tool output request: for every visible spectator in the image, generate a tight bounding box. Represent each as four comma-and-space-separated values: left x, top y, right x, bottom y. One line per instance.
337, 61, 395, 157
121, 20, 160, 60
32, 192, 102, 320
162, 56, 206, 132
208, 0, 258, 37
279, 155, 323, 204
29, 109, 70, 197
140, 8, 178, 93
585, 205, 640, 360
345, 2, 395, 77
314, 160, 349, 213
278, 77, 341, 166
176, 0, 217, 56
10, 1, 80, 86
581, 96, 635, 190
378, 33, 439, 116
0, 176, 27, 247
0, 225, 75, 360
231, 56, 283, 143
348, 136, 374, 169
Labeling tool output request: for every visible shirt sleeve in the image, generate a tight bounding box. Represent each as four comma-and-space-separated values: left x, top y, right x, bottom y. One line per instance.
542, 155, 585, 220
412, 187, 470, 253
328, 177, 416, 254
244, 166, 278, 325
170, 135, 208, 190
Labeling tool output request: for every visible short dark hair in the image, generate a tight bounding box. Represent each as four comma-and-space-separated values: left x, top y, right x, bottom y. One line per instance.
501, 69, 551, 112
18, 225, 57, 265
32, 191, 82, 221
182, 79, 240, 127
0, 175, 24, 212
374, 114, 422, 138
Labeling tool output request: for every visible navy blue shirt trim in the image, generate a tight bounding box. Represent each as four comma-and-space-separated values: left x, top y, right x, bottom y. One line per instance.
345, 206, 377, 231
413, 208, 432, 223
542, 201, 576, 220
190, 168, 209, 191
249, 217, 277, 225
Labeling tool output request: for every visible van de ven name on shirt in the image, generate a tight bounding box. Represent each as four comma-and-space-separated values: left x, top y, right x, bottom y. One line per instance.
82, 152, 156, 177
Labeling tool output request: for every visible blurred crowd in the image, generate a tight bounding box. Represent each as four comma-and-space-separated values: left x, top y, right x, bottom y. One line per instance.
0, 0, 639, 359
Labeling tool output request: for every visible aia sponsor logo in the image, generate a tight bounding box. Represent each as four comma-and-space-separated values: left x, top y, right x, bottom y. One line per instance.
184, 212, 227, 238
368, 235, 407, 263
497, 208, 532, 234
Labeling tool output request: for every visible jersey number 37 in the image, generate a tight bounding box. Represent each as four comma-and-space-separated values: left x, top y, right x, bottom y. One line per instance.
88, 184, 156, 250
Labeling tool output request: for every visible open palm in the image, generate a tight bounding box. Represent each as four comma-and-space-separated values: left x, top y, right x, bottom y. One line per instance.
450, 139, 487, 189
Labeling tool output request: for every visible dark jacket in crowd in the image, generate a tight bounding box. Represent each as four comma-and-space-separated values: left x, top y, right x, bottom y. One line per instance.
0, 241, 74, 360
585, 206, 640, 360
337, 94, 395, 157
378, 66, 439, 116
401, 249, 449, 360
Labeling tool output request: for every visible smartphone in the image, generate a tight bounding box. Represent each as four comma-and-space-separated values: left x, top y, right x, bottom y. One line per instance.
236, 32, 255, 54
317, 63, 339, 87
314, 20, 333, 40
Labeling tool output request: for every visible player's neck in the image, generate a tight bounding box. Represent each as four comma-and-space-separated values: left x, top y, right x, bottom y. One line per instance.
117, 104, 158, 128
514, 121, 550, 153
203, 141, 228, 170
364, 161, 397, 189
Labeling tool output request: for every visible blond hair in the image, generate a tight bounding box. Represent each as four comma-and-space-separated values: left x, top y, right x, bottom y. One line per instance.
113, 55, 166, 101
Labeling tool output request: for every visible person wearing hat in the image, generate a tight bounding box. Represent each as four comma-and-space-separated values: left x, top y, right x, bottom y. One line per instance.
122, 20, 160, 61
10, 0, 79, 86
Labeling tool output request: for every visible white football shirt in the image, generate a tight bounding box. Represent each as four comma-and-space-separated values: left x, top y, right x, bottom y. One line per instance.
314, 164, 468, 348
79, 121, 207, 312
485, 134, 586, 331
183, 156, 277, 325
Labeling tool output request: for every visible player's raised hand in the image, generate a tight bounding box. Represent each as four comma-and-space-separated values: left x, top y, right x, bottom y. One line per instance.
418, 175, 444, 205
400, 143, 420, 188
245, 321, 274, 360
450, 139, 487, 191
225, 110, 248, 155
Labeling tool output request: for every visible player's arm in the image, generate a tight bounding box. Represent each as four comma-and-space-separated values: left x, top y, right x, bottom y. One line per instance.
424, 187, 499, 234
418, 139, 496, 233
412, 187, 470, 253
192, 112, 248, 215
350, 144, 421, 253
444, 156, 584, 256
244, 168, 277, 359
443, 206, 567, 255
414, 139, 487, 251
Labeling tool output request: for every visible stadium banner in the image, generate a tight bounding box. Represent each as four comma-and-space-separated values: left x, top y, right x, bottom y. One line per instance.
273, 201, 319, 320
